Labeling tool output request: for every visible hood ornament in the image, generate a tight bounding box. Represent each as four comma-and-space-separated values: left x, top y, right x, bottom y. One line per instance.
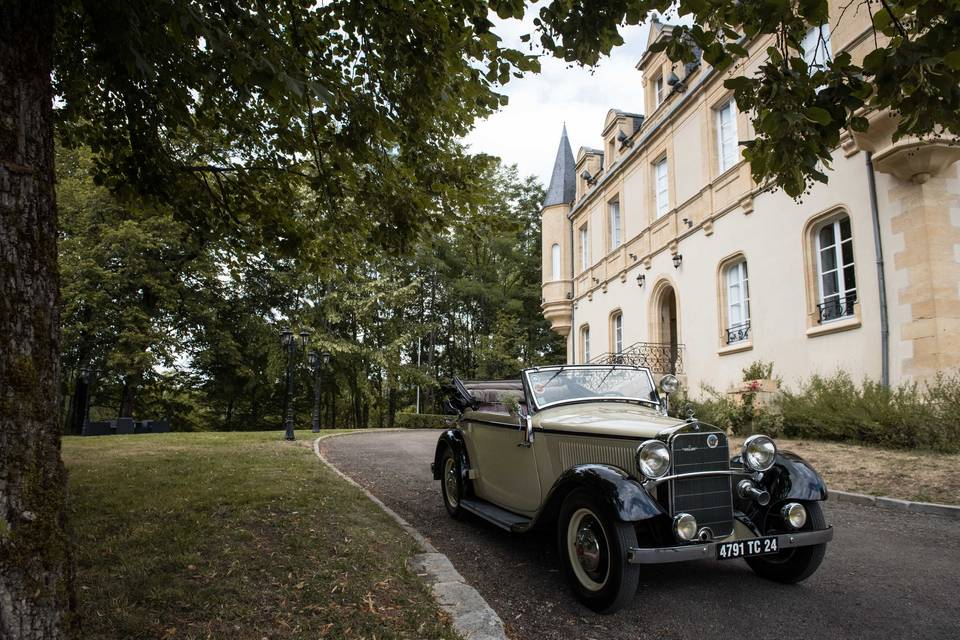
684, 403, 696, 420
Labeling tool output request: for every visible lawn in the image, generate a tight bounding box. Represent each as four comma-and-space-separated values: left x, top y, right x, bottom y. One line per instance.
62, 430, 458, 640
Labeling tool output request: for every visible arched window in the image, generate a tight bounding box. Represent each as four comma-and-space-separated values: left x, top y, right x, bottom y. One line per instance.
580, 325, 591, 363
611, 312, 623, 354
724, 259, 750, 343
550, 243, 561, 281
814, 215, 857, 323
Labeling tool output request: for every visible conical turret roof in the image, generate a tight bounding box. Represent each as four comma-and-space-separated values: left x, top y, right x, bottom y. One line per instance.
543, 124, 576, 207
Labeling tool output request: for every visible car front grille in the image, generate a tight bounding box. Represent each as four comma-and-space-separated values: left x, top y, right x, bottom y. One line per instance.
669, 431, 734, 538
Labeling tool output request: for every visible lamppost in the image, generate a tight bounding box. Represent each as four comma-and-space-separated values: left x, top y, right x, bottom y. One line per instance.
307, 350, 332, 432
281, 327, 311, 440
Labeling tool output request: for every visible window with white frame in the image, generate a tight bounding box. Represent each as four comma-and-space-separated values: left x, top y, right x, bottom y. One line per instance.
801, 24, 832, 73
716, 99, 738, 173
581, 325, 591, 363
579, 225, 589, 271
654, 157, 669, 217
724, 259, 750, 344
654, 74, 664, 107
815, 216, 857, 323
550, 243, 561, 281
612, 313, 623, 354
608, 199, 622, 250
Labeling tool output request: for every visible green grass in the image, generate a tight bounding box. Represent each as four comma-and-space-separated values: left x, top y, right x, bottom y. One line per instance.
63, 430, 459, 640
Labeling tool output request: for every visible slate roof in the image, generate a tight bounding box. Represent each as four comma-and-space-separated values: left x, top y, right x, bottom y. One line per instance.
543, 124, 576, 207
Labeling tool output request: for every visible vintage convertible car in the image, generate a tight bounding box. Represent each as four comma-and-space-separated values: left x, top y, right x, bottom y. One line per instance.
431, 364, 833, 613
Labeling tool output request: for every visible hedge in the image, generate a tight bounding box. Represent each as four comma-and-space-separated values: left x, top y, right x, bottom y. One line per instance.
393, 413, 452, 429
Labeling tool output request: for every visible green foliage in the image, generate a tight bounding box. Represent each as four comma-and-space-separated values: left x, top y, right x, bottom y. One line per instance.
778, 371, 960, 452
679, 370, 960, 452
742, 360, 776, 381
57, 147, 561, 431
533, 1, 960, 198
394, 413, 451, 429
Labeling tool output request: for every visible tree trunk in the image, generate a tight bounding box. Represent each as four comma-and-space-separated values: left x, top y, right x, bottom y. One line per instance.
0, 1, 77, 637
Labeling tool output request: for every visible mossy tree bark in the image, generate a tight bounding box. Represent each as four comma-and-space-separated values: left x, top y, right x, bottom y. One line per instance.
0, 1, 76, 637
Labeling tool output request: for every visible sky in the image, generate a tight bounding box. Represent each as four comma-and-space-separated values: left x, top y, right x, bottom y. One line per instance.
462, 13, 655, 187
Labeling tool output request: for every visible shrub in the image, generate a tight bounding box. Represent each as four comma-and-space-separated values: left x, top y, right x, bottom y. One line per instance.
393, 413, 451, 429
777, 371, 960, 453
742, 360, 776, 381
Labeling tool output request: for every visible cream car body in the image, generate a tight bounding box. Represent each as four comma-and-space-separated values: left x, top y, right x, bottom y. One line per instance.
432, 365, 833, 614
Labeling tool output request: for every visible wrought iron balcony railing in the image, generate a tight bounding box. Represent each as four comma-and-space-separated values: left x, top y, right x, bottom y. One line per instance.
817, 293, 857, 324
589, 341, 684, 375
726, 321, 750, 345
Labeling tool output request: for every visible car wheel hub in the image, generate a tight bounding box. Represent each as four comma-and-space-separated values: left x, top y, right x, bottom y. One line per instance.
443, 458, 458, 507
575, 526, 602, 573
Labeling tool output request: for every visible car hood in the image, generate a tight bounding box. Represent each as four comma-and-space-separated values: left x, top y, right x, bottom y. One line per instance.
534, 402, 694, 440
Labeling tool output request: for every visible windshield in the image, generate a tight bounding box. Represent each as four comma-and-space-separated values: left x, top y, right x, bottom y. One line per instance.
524, 366, 658, 409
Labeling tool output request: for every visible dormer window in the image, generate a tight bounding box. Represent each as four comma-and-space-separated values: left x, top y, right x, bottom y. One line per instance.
654, 75, 665, 107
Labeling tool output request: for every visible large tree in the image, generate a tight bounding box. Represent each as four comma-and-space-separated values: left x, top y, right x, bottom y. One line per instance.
3, 0, 959, 636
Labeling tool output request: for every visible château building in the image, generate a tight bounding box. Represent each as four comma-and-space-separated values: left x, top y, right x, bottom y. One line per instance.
540, 8, 960, 394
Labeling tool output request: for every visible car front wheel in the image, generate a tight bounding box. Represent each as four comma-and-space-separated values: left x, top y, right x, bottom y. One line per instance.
557, 489, 640, 614
440, 448, 463, 518
746, 500, 827, 583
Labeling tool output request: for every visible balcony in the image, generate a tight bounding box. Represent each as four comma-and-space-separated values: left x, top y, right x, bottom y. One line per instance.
725, 321, 750, 345
589, 341, 684, 375
817, 293, 857, 324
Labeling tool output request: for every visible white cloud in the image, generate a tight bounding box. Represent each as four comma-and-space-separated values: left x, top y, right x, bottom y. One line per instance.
462, 14, 652, 187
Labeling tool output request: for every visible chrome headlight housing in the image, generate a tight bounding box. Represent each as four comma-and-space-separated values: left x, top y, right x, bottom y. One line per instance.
742, 434, 777, 472
636, 440, 671, 479
659, 374, 679, 394
782, 502, 807, 530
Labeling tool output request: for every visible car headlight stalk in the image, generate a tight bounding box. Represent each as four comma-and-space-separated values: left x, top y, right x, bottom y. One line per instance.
741, 434, 777, 472
635, 440, 671, 479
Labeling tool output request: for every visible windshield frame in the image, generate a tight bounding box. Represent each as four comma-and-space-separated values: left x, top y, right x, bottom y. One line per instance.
522, 364, 661, 412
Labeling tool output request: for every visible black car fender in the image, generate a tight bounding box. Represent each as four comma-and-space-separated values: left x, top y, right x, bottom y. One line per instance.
538, 463, 665, 525
754, 451, 829, 503
431, 428, 471, 485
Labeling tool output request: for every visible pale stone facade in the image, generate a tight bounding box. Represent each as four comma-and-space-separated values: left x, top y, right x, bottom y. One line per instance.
540, 5, 960, 395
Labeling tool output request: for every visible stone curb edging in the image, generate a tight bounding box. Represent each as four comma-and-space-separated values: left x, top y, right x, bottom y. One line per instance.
832, 490, 960, 519
310, 432, 508, 640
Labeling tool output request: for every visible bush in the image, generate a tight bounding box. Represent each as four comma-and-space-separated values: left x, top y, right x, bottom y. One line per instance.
393, 413, 451, 429
741, 360, 777, 382
778, 371, 960, 453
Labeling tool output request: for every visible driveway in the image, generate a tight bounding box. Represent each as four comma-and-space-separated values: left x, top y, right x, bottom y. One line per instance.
321, 430, 959, 640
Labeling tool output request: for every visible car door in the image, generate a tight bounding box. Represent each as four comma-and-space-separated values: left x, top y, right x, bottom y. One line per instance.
463, 412, 542, 515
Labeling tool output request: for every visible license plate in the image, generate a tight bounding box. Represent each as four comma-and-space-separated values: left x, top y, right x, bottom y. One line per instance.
716, 536, 779, 560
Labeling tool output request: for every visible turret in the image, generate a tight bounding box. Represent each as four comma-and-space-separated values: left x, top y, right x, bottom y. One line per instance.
541, 125, 576, 339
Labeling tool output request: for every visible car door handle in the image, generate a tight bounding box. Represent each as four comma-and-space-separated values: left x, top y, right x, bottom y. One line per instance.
517, 442, 531, 448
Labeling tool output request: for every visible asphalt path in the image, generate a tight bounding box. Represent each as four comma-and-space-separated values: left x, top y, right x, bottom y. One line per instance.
321, 430, 960, 640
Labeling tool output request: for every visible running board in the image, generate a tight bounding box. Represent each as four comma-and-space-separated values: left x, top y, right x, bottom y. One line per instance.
460, 498, 532, 533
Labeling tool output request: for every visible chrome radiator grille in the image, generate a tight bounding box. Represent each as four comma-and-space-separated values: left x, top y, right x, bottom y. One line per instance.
669, 432, 734, 537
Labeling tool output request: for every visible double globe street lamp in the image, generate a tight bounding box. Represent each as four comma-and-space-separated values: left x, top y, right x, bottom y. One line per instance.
280, 327, 311, 441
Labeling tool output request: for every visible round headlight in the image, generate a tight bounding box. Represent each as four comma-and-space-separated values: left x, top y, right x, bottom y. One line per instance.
659, 374, 679, 394
782, 502, 807, 530
742, 434, 777, 472
635, 440, 671, 479
673, 513, 698, 541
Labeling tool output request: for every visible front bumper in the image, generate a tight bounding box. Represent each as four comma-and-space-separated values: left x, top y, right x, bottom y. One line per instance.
626, 526, 834, 565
